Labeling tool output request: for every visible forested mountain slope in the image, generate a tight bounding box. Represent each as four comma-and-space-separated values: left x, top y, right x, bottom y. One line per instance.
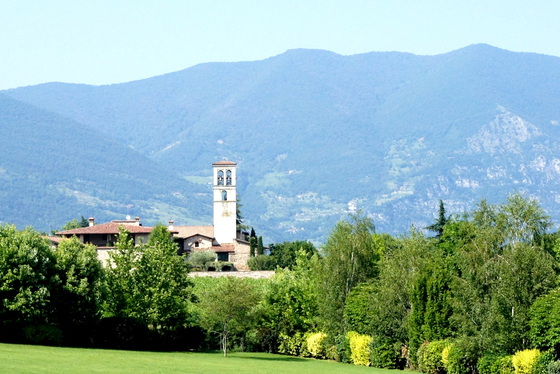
4, 44, 560, 241
0, 94, 208, 231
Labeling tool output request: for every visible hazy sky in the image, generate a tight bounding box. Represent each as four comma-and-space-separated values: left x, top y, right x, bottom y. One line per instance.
2, 0, 559, 90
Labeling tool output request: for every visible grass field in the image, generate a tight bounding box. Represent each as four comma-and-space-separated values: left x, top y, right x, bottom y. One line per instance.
0, 343, 402, 374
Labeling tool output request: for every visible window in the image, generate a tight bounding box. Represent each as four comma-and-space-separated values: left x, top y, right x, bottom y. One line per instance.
222, 190, 227, 201
217, 170, 224, 186
194, 241, 199, 248
217, 252, 229, 261
226, 170, 232, 186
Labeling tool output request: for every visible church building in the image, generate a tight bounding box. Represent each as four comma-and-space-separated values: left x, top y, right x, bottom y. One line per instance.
172, 160, 252, 269
56, 160, 252, 270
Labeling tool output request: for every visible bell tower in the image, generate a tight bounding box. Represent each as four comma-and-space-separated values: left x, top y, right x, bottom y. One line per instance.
212, 160, 237, 244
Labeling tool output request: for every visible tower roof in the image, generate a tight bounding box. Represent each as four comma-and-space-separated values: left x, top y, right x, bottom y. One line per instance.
212, 160, 237, 166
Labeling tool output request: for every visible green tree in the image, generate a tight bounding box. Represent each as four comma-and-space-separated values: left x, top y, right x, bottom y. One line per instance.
249, 237, 257, 257
105, 225, 194, 331
313, 213, 379, 336
449, 194, 556, 353
366, 229, 434, 367
104, 226, 140, 319
52, 236, 105, 344
485, 242, 556, 352
197, 276, 262, 356
497, 193, 551, 246
0, 225, 59, 343
408, 255, 453, 363
268, 240, 317, 270
187, 250, 216, 270
426, 200, 448, 238
530, 288, 560, 357
259, 251, 318, 352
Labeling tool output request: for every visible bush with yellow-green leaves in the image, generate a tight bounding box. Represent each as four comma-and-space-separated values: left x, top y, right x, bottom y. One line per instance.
347, 331, 373, 366
512, 349, 541, 374
306, 332, 328, 359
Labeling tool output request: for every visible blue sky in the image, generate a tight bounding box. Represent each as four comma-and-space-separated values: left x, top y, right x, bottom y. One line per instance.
2, 0, 559, 90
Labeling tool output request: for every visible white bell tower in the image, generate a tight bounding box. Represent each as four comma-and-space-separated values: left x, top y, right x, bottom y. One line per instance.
212, 160, 237, 244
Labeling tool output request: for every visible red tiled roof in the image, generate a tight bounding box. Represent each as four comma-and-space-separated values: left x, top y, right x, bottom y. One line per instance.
43, 236, 64, 244
57, 222, 154, 236
212, 160, 237, 166
173, 226, 214, 239
212, 244, 235, 253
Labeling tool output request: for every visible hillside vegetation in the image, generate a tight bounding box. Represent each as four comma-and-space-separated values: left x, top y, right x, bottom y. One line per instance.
3, 44, 560, 242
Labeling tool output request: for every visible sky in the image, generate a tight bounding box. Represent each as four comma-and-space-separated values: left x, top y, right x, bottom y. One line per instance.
2, 0, 560, 90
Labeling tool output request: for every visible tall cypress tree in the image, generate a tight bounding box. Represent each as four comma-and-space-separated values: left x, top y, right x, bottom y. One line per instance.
426, 200, 448, 238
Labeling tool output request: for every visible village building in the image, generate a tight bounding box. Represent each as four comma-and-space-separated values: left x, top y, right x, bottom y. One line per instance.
57, 160, 252, 270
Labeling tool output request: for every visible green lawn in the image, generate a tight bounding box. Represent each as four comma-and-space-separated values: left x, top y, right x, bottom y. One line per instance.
0, 343, 401, 374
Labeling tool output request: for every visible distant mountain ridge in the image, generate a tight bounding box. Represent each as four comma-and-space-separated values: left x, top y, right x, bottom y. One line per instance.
3, 44, 560, 242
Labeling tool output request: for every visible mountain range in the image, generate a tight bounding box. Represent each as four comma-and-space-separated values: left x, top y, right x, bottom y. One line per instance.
2, 43, 560, 243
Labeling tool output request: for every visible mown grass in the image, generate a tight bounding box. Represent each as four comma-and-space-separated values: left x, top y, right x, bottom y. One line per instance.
0, 343, 401, 374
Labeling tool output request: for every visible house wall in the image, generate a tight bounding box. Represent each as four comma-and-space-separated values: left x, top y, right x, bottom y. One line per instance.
184, 236, 214, 251
229, 239, 251, 271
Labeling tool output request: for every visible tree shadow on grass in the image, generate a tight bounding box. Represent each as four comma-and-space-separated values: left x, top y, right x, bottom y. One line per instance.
231, 354, 307, 362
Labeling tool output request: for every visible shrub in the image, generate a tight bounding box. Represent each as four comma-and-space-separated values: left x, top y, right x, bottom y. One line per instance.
95, 316, 153, 350
533, 351, 555, 374
369, 336, 405, 369
547, 360, 560, 374
442, 344, 452, 368
278, 332, 307, 356
478, 353, 514, 374
497, 355, 516, 374
445, 338, 481, 374
512, 349, 541, 374
348, 331, 373, 366
418, 340, 450, 374
247, 255, 277, 270
324, 334, 349, 362
306, 332, 328, 359
188, 250, 216, 269
22, 324, 63, 346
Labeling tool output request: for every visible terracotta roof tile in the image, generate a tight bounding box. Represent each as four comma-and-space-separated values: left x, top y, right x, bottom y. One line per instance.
57, 222, 153, 236
212, 160, 237, 166
43, 236, 64, 244
173, 226, 214, 239
212, 244, 235, 252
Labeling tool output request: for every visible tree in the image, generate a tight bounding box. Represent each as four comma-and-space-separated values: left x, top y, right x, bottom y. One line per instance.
313, 213, 379, 336
259, 250, 318, 352
268, 240, 317, 270
197, 276, 262, 356
426, 200, 448, 238
530, 288, 560, 357
52, 236, 104, 344
51, 216, 89, 235
365, 229, 434, 366
257, 236, 264, 255
449, 195, 556, 353
0, 225, 58, 342
497, 193, 551, 246
105, 225, 195, 331
236, 198, 249, 232
187, 250, 217, 270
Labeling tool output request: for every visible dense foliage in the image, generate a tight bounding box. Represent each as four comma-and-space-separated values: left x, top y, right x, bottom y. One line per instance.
2, 192, 560, 373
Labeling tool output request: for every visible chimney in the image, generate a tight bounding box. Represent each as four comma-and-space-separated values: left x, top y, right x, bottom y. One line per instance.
135, 217, 140, 226
168, 220, 175, 231
88, 217, 95, 227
